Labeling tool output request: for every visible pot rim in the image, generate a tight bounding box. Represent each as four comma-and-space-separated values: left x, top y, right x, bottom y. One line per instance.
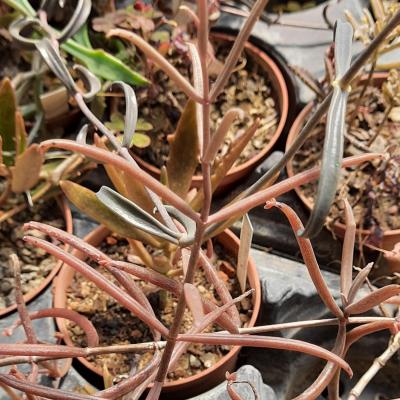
134, 31, 289, 186
285, 72, 400, 245
53, 225, 261, 389
0, 195, 73, 318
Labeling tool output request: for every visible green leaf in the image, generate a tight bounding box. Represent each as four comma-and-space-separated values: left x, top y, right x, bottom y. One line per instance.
131, 133, 151, 148
96, 186, 181, 244
136, 118, 153, 131
61, 40, 149, 86
73, 24, 93, 49
2, 0, 36, 17
166, 99, 199, 199
150, 30, 170, 43
105, 113, 125, 132
0, 78, 17, 165
60, 181, 161, 247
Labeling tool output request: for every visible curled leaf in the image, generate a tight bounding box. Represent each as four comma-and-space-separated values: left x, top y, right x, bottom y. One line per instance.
110, 81, 138, 148
73, 65, 101, 101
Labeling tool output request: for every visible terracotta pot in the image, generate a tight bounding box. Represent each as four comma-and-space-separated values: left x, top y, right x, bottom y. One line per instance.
0, 196, 73, 318
54, 226, 261, 398
286, 72, 400, 251
134, 32, 289, 194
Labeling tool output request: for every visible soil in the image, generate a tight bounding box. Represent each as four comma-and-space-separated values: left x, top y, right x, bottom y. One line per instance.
66, 234, 254, 383
134, 39, 279, 171
292, 84, 400, 239
0, 196, 65, 309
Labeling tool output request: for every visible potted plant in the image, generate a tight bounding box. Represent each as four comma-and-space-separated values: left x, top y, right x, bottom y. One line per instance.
92, 3, 289, 192
0, 78, 77, 316
286, 1, 400, 252
1, 1, 400, 399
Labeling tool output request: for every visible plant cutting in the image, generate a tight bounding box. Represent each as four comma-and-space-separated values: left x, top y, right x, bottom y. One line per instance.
286, 0, 400, 250
2, 1, 400, 400
92, 2, 288, 190
0, 77, 83, 315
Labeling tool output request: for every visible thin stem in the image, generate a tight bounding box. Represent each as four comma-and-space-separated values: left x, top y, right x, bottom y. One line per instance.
348, 332, 400, 400
207, 153, 382, 226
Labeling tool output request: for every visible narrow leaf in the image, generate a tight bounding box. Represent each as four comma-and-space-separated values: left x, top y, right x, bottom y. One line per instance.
187, 42, 204, 154
96, 186, 181, 244
191, 120, 259, 211
166, 99, 199, 199
110, 82, 138, 148
203, 108, 244, 164
347, 263, 373, 305
0, 78, 16, 165
184, 283, 205, 324
35, 38, 78, 95
106, 29, 199, 99
11, 144, 43, 193
237, 214, 253, 292
73, 24, 93, 49
300, 21, 353, 238
93, 134, 153, 213
61, 40, 149, 86
73, 65, 101, 101
15, 111, 27, 155
60, 181, 160, 247
345, 285, 400, 315
341, 199, 356, 303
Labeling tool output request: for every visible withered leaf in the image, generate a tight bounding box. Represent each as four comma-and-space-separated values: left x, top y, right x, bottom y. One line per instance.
11, 144, 43, 193
166, 99, 199, 199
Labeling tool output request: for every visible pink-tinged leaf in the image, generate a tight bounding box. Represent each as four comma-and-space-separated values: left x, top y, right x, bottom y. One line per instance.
23, 235, 168, 336
60, 180, 160, 247
177, 333, 352, 377
265, 200, 343, 319
293, 323, 346, 400
0, 374, 98, 400
203, 108, 244, 164
106, 29, 201, 102
184, 283, 205, 323
346, 320, 400, 352
166, 99, 199, 199
187, 42, 204, 155
347, 263, 373, 305
345, 285, 400, 315
340, 199, 356, 303
11, 144, 43, 193
191, 120, 259, 211
237, 214, 253, 293
199, 252, 241, 327
4, 308, 99, 347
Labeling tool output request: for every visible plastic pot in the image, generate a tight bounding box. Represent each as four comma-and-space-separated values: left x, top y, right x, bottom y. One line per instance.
286, 72, 400, 251
0, 196, 73, 317
53, 225, 261, 399
134, 32, 289, 195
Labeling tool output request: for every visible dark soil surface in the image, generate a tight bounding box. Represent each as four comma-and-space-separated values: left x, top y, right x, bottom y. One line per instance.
292, 83, 400, 238
0, 198, 65, 309
66, 234, 254, 383
134, 40, 279, 171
